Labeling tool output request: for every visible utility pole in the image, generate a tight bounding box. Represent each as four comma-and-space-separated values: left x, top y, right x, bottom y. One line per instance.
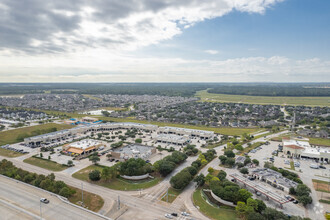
81, 182, 84, 205
118, 195, 120, 210
40, 199, 42, 220
166, 188, 169, 203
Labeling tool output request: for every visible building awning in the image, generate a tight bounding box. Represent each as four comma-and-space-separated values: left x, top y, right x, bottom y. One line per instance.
67, 147, 84, 154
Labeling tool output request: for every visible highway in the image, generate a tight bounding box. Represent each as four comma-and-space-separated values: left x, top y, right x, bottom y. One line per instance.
0, 175, 106, 220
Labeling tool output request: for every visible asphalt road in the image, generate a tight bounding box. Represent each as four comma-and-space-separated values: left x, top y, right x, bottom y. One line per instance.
0, 175, 106, 220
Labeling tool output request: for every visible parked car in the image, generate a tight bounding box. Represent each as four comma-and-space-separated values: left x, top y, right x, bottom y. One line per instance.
293, 200, 299, 204
256, 191, 261, 196
40, 198, 49, 204
319, 165, 326, 169
310, 164, 319, 169
171, 213, 178, 217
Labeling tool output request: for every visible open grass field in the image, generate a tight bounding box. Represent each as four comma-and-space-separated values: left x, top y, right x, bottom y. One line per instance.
160, 187, 182, 203
0, 148, 24, 157
95, 116, 260, 136
0, 123, 75, 146
195, 90, 330, 107
309, 137, 330, 147
23, 157, 68, 172
192, 189, 237, 220
68, 186, 104, 212
72, 165, 163, 191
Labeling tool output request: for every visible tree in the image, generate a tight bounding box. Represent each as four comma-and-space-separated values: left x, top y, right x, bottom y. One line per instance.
208, 167, 214, 174
252, 159, 259, 166
194, 174, 205, 187
89, 155, 100, 165
238, 189, 252, 202
205, 173, 213, 183
298, 195, 312, 206
170, 170, 192, 190
226, 158, 235, 167
89, 170, 101, 181
219, 155, 227, 165
264, 161, 272, 168
40, 153, 43, 158
236, 201, 247, 217
217, 170, 227, 181
101, 167, 111, 181
135, 138, 142, 143
59, 186, 74, 198
255, 199, 266, 213
240, 168, 249, 174
187, 166, 197, 176
224, 150, 235, 158
246, 198, 258, 211
48, 155, 51, 160
237, 162, 244, 168
247, 212, 265, 220
67, 160, 73, 166
244, 158, 251, 165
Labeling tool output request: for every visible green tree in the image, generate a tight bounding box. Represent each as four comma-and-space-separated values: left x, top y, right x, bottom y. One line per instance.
255, 199, 266, 213
101, 167, 111, 181
67, 160, 73, 166
240, 168, 249, 174
89, 155, 100, 165
194, 174, 205, 187
252, 159, 259, 166
224, 150, 235, 158
135, 138, 142, 143
238, 189, 252, 202
217, 170, 227, 181
89, 170, 101, 181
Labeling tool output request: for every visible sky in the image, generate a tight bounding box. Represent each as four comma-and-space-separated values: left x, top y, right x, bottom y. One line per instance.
0, 0, 329, 82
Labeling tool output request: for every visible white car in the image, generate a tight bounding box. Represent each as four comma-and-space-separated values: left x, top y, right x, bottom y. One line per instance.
181, 212, 190, 216
165, 214, 173, 219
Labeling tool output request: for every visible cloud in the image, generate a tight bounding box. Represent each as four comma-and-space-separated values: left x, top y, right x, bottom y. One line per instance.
0, 0, 284, 54
204, 50, 219, 55
0, 53, 328, 82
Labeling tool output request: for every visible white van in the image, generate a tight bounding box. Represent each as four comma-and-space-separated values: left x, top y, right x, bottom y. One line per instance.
310, 164, 319, 169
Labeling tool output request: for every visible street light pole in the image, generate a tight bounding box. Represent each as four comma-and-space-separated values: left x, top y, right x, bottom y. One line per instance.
81, 182, 84, 205
40, 199, 42, 220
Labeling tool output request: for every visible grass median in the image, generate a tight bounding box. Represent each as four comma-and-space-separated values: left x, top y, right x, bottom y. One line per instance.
160, 187, 182, 203
72, 164, 163, 191
23, 156, 68, 172
68, 186, 104, 212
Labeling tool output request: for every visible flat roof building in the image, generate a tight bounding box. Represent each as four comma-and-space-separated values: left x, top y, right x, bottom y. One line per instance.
62, 139, 104, 156
282, 138, 330, 162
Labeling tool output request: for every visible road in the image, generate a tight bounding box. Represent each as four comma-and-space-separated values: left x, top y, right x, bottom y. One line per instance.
0, 154, 203, 220
0, 175, 106, 220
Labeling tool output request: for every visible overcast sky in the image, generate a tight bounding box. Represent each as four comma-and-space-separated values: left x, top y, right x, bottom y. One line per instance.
0, 0, 329, 82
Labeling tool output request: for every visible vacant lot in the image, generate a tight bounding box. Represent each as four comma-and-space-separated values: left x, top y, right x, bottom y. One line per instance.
309, 138, 330, 147
192, 189, 237, 220
0, 123, 75, 146
313, 179, 330, 193
23, 157, 68, 172
68, 186, 104, 212
0, 148, 23, 157
196, 90, 330, 107
72, 165, 162, 191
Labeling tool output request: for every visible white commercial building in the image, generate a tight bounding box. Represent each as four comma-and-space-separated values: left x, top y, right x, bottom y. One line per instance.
283, 138, 330, 162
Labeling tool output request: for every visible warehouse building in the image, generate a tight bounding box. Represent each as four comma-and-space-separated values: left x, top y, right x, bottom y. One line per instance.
158, 126, 214, 140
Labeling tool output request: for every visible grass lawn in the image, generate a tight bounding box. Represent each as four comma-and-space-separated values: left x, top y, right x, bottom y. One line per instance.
312, 179, 330, 193
161, 187, 182, 203
195, 89, 330, 107
193, 189, 238, 220
68, 186, 104, 212
0, 148, 24, 157
23, 157, 68, 172
72, 165, 163, 191
0, 123, 75, 146
308, 138, 330, 147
